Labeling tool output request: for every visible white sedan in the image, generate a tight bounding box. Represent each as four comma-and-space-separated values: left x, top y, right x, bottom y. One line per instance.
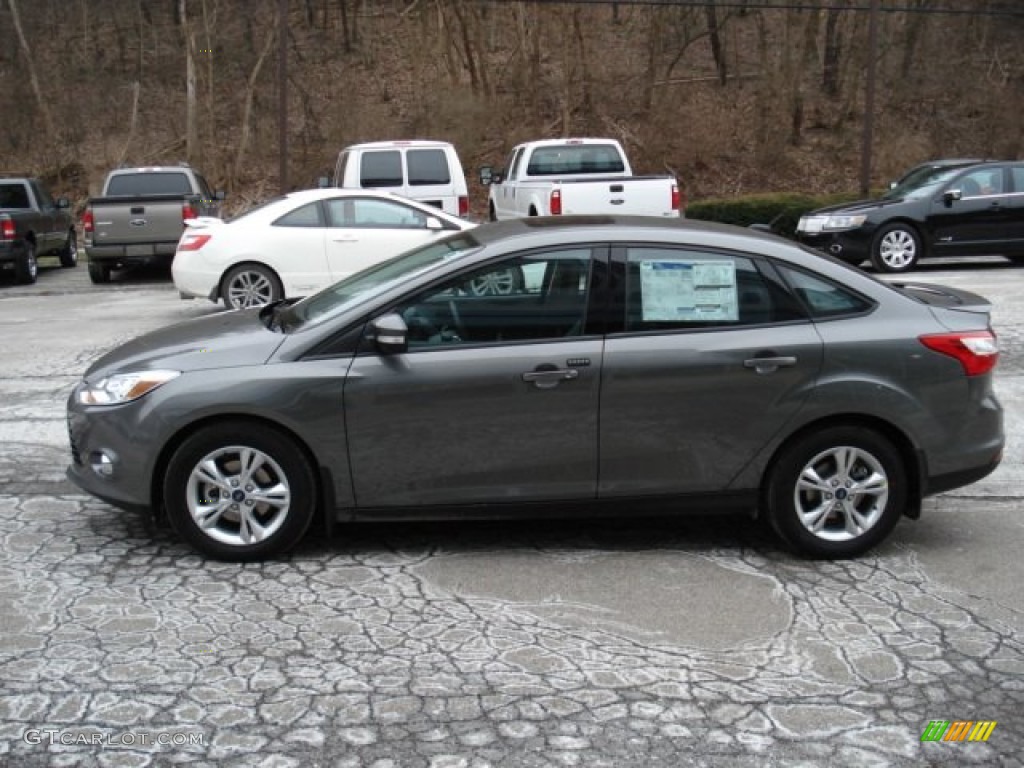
173, 189, 476, 309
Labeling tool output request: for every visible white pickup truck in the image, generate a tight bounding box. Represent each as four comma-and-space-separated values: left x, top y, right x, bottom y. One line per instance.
479, 138, 682, 221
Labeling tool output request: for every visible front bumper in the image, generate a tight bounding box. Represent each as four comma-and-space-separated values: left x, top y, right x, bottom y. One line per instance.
796, 229, 873, 264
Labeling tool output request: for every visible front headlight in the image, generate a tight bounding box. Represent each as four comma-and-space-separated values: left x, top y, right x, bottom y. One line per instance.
823, 214, 867, 231
78, 370, 180, 406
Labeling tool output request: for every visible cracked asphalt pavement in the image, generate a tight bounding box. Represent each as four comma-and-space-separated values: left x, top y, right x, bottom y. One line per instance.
1, 257, 1022, 767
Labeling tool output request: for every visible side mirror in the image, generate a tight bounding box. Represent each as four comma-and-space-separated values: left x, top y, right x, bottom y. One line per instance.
56, 197, 70, 209
479, 166, 493, 186
214, 190, 226, 201
889, 181, 898, 190
372, 313, 408, 354
317, 176, 330, 189
943, 189, 962, 207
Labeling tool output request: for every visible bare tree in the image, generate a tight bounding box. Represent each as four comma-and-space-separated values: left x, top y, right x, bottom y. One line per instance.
705, 1, 727, 85
8, 0, 55, 139
232, 25, 277, 189
179, 0, 200, 166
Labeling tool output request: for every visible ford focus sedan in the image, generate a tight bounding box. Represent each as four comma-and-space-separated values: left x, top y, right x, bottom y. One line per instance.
172, 188, 475, 309
68, 217, 1003, 561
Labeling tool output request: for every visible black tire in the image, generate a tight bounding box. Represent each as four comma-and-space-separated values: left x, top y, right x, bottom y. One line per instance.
488, 202, 497, 222
59, 230, 78, 268
870, 223, 922, 273
88, 260, 111, 284
14, 241, 38, 285
222, 263, 282, 309
163, 421, 317, 561
765, 426, 907, 559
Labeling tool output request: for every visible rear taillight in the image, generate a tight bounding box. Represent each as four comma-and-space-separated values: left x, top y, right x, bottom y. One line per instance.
458, 195, 469, 217
182, 202, 197, 221
550, 189, 562, 215
177, 233, 211, 252
0, 216, 14, 240
82, 209, 94, 233
671, 183, 681, 212
919, 331, 998, 376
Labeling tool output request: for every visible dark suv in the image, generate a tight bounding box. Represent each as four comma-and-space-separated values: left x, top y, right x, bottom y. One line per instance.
796, 160, 1024, 273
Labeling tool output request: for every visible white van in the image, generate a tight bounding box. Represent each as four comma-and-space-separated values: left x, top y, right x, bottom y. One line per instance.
331, 140, 469, 218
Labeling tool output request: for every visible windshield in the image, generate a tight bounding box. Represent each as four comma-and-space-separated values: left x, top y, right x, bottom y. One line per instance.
884, 166, 964, 200
282, 232, 482, 329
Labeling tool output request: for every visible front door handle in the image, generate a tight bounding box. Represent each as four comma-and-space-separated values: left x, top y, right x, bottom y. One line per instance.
522, 368, 579, 389
332, 236, 359, 243
743, 356, 797, 374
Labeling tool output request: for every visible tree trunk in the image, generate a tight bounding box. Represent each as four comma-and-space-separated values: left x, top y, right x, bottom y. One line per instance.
823, 7, 842, 97
180, 0, 199, 166
8, 0, 56, 139
232, 25, 277, 189
705, 2, 727, 85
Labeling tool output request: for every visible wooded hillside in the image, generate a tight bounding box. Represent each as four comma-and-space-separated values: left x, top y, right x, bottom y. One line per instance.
2, 0, 1022, 215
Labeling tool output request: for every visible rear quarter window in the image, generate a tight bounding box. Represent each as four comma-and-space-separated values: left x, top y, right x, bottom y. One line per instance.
777, 265, 875, 318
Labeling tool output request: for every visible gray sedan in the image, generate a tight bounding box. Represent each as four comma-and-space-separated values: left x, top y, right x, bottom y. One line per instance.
66, 217, 1004, 561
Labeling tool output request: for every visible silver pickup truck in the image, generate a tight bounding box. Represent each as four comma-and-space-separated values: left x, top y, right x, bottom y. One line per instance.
83, 165, 222, 284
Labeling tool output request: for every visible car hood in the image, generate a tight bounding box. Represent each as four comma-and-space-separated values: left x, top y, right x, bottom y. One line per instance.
85, 309, 284, 380
808, 197, 907, 215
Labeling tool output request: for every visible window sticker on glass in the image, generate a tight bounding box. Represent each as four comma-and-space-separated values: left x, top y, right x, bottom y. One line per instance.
639, 260, 739, 322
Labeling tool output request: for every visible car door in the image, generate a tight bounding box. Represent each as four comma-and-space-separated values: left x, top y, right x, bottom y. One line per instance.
324, 196, 450, 282
343, 247, 607, 508
29, 181, 59, 252
599, 245, 823, 496
494, 147, 523, 220
927, 165, 1015, 255
1006, 164, 1024, 254
263, 200, 332, 296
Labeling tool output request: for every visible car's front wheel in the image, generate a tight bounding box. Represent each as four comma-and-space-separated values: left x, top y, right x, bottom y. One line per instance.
222, 263, 282, 309
871, 223, 922, 273
765, 426, 907, 559
163, 422, 317, 561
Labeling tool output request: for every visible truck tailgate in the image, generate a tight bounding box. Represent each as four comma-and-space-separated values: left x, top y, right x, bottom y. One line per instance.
558, 176, 679, 217
90, 194, 191, 245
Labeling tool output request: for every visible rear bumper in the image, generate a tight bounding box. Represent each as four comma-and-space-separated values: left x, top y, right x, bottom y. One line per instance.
85, 241, 178, 265
0, 241, 25, 264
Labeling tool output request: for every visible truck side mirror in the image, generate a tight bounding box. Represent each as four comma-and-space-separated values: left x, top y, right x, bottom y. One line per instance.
214, 190, 226, 201
479, 166, 493, 186
56, 197, 70, 209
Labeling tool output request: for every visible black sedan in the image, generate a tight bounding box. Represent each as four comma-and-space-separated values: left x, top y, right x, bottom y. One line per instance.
796, 160, 1024, 273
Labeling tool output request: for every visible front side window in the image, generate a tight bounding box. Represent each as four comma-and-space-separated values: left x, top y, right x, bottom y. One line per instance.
31, 182, 54, 208
396, 249, 593, 349
507, 148, 523, 182
623, 248, 803, 332
957, 167, 1004, 197
273, 201, 324, 228
327, 198, 429, 229
407, 149, 451, 186
360, 151, 403, 188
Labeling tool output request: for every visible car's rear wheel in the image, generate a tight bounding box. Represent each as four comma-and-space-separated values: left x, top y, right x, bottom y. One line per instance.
59, 230, 78, 268
14, 241, 38, 284
222, 263, 281, 309
765, 426, 907, 559
871, 223, 921, 273
88, 260, 111, 284
163, 422, 317, 561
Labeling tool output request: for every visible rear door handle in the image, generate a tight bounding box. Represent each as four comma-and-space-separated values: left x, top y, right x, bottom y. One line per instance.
522, 368, 579, 388
743, 356, 797, 374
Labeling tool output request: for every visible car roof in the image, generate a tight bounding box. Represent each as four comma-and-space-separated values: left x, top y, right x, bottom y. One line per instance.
466, 215, 781, 249
342, 140, 455, 151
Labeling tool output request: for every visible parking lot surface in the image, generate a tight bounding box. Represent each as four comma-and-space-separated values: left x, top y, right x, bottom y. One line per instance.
1, 257, 1022, 766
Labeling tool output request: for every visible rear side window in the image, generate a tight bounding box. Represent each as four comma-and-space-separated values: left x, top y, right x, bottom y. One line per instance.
273, 202, 324, 228
1010, 166, 1024, 193
623, 248, 804, 332
360, 151, 403, 188
777, 266, 874, 318
106, 173, 193, 195
0, 183, 30, 208
407, 149, 451, 185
